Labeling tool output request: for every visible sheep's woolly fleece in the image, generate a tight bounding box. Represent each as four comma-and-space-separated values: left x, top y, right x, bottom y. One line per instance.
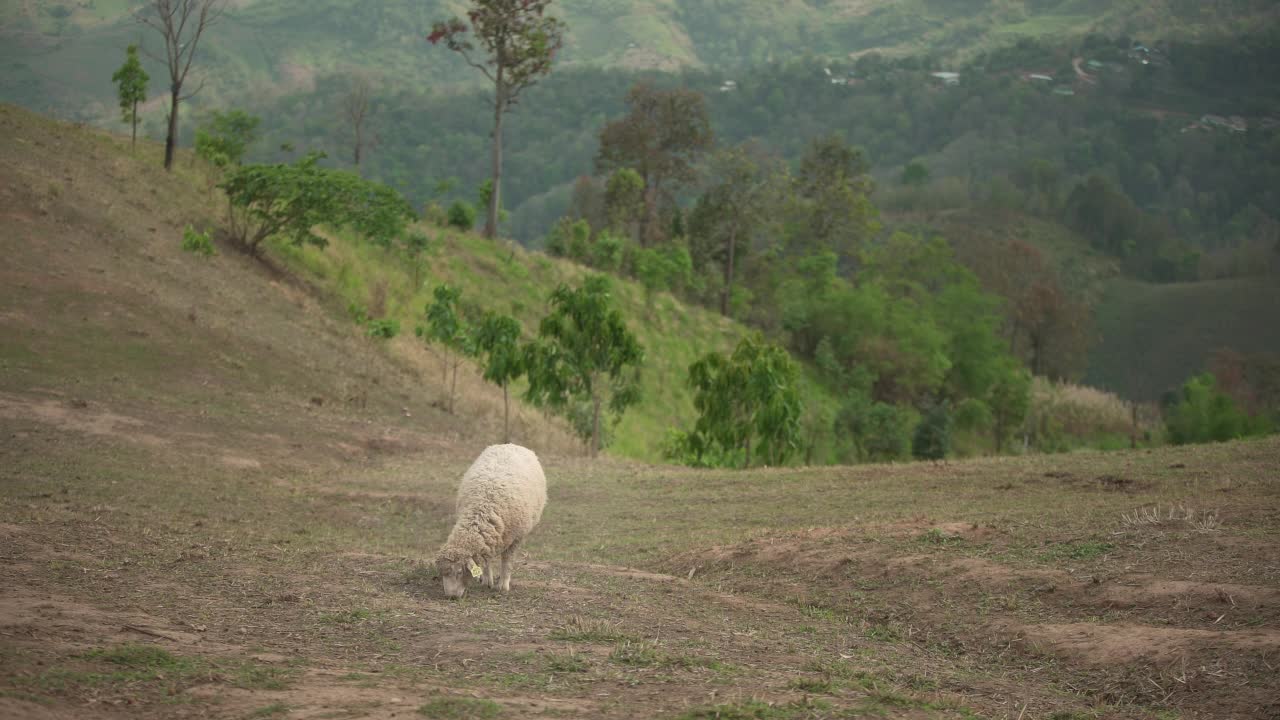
437, 444, 547, 566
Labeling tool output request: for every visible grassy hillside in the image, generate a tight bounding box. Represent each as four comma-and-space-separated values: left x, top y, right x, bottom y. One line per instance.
269, 226, 803, 462
4, 0, 1276, 125
0, 102, 830, 463
1088, 277, 1280, 401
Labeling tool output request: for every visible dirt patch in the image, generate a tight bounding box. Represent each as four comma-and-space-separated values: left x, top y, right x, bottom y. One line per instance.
0, 393, 168, 448
219, 454, 261, 469
1013, 622, 1280, 665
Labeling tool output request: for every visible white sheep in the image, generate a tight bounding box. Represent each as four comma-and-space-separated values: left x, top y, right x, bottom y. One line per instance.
434, 443, 547, 599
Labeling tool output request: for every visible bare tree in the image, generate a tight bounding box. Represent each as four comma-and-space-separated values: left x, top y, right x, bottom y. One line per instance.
343, 74, 375, 170
137, 0, 226, 171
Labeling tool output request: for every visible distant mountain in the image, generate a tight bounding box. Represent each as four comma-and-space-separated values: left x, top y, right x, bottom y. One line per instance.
4, 0, 1276, 122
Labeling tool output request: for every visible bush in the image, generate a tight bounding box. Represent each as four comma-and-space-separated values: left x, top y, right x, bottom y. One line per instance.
447, 201, 477, 231
1166, 372, 1269, 444
865, 402, 914, 461
912, 401, 951, 460
181, 226, 216, 257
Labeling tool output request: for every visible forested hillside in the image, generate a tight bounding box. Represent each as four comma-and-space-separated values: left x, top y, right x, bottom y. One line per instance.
4, 0, 1277, 122
4, 1, 1278, 436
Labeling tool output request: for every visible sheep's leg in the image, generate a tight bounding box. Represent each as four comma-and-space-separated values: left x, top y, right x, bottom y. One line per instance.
498, 540, 521, 592
481, 558, 497, 588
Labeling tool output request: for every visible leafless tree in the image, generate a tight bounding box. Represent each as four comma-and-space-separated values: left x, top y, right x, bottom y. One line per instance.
343, 74, 376, 170
137, 0, 227, 170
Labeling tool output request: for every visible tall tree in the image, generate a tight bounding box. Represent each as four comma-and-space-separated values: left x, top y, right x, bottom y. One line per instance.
792, 134, 878, 260
111, 45, 150, 152
597, 82, 714, 246
523, 276, 644, 457
137, 0, 226, 170
688, 143, 786, 317
342, 73, 375, 170
429, 0, 565, 240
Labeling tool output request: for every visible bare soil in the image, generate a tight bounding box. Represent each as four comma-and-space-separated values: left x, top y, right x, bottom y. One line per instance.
2, 105, 1279, 719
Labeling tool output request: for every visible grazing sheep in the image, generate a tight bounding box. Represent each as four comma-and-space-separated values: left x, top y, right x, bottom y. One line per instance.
435, 444, 547, 599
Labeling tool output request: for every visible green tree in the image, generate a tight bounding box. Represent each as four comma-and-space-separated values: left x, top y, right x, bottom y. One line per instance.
901, 160, 930, 187
688, 143, 787, 317
1165, 373, 1266, 445
429, 0, 566, 239
420, 284, 474, 415
473, 311, 525, 442
597, 82, 714, 246
912, 401, 951, 461
634, 243, 692, 308
195, 109, 260, 168
219, 153, 415, 255
448, 201, 477, 231
686, 333, 802, 468
111, 45, 150, 151
523, 275, 644, 457
988, 363, 1031, 453
604, 168, 645, 240
792, 134, 878, 260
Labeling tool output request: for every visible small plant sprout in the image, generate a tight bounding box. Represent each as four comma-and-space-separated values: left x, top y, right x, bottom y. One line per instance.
181, 226, 217, 257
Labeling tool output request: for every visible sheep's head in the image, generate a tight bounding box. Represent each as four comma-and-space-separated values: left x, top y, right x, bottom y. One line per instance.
435, 555, 480, 599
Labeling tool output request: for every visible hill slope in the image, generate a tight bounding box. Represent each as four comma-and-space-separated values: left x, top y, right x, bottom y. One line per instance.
0, 103, 817, 463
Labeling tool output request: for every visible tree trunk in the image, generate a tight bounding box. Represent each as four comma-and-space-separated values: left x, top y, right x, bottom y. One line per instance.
590, 391, 602, 458
485, 75, 505, 240
353, 135, 362, 169
637, 172, 652, 248
164, 87, 180, 170
130, 100, 138, 151
720, 222, 738, 316
449, 360, 458, 414
502, 383, 510, 444
743, 434, 752, 469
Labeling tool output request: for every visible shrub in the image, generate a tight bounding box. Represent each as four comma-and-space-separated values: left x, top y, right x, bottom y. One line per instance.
1166, 372, 1269, 444
181, 226, 217, 257
447, 201, 477, 231
912, 401, 951, 460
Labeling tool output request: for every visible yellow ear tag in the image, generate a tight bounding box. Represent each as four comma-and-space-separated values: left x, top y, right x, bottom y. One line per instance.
467, 560, 483, 579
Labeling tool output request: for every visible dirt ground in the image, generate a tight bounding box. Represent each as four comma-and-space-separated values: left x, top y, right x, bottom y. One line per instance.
2, 105, 1279, 719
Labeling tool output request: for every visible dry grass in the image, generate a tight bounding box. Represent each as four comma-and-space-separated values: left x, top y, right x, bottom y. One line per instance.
1027, 377, 1153, 446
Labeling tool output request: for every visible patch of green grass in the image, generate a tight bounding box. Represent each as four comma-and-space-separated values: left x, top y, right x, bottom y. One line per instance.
545, 652, 590, 673
786, 676, 836, 693
608, 640, 728, 672
417, 696, 503, 718
1040, 540, 1115, 562
675, 699, 833, 720
248, 703, 290, 718
919, 528, 963, 546
863, 622, 904, 642
83, 644, 191, 670
317, 608, 373, 624
549, 615, 635, 643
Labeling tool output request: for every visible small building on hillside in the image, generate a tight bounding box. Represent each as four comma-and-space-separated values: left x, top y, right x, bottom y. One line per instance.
718, 80, 737, 93
1028, 73, 1054, 82
1201, 114, 1248, 133
930, 71, 960, 86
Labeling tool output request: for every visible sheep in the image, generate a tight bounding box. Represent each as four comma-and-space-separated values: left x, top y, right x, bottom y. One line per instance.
434, 443, 547, 599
